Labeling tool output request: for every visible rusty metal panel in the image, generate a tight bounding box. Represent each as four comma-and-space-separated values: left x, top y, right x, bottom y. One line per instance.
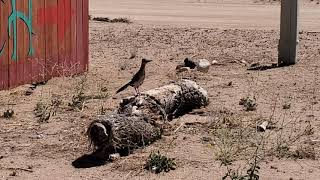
0, 1, 9, 89
63, 0, 72, 76
45, 0, 59, 78
76, 0, 83, 74
32, 0, 46, 83
70, 0, 77, 76
0, 0, 89, 90
57, 0, 65, 76
82, 0, 89, 72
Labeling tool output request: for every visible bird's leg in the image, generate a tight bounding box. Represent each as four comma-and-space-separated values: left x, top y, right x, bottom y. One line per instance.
137, 88, 141, 96
134, 87, 139, 96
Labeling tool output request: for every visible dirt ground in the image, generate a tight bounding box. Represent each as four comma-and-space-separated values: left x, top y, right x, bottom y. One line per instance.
1, 0, 320, 180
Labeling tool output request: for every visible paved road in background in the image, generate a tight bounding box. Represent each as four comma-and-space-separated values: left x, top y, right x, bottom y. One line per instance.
90, 0, 320, 31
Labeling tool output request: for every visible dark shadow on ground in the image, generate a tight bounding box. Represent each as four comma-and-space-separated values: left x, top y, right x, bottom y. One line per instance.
247, 62, 280, 71
72, 153, 107, 168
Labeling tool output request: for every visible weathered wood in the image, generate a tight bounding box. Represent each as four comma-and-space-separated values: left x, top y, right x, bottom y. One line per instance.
278, 0, 299, 66
86, 80, 209, 160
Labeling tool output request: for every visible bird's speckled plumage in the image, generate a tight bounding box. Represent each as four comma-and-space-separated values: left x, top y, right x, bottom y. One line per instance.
116, 58, 152, 94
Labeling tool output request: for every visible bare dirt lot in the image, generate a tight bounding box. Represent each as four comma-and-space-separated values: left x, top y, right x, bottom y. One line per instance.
1, 0, 320, 179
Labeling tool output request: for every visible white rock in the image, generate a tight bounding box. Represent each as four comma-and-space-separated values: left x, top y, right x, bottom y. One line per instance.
197, 59, 211, 73
211, 60, 218, 65
109, 153, 121, 161
240, 60, 248, 65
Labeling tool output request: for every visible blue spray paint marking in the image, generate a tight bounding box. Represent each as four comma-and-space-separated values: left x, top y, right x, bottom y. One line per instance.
0, 0, 34, 61
0, 41, 5, 57
0, 0, 5, 57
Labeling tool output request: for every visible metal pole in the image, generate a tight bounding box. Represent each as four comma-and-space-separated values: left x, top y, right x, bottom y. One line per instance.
278, 0, 299, 66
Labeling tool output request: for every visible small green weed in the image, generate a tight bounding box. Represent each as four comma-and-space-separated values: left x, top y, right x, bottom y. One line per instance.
145, 151, 176, 174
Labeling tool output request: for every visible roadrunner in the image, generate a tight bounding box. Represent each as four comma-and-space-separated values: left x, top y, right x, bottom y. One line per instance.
116, 58, 152, 95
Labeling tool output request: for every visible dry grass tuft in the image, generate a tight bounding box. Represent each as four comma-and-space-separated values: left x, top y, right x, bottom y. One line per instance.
92, 17, 132, 23
34, 95, 62, 123
239, 97, 257, 111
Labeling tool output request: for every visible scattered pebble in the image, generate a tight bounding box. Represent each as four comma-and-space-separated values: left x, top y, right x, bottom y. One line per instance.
183, 136, 187, 140
202, 136, 212, 143
211, 60, 219, 65
197, 59, 211, 73
9, 171, 17, 176
25, 89, 34, 96
240, 60, 248, 65
270, 165, 278, 170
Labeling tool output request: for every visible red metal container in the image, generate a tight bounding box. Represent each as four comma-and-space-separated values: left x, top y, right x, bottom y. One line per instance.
0, 0, 89, 90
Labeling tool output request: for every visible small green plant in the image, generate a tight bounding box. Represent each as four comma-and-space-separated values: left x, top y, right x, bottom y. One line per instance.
222, 149, 261, 180
69, 93, 86, 110
69, 76, 87, 111
145, 151, 176, 174
239, 97, 257, 111
222, 168, 242, 180
34, 95, 61, 123
34, 102, 51, 123
242, 159, 260, 180
293, 145, 316, 160
222, 164, 260, 180
2, 109, 14, 119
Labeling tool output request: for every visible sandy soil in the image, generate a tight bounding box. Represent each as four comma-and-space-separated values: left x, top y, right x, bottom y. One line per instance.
1, 0, 320, 180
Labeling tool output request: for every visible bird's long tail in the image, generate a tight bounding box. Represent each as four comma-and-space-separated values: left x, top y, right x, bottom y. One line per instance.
116, 83, 130, 94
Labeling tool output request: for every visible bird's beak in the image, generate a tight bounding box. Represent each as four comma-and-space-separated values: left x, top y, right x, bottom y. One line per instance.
145, 59, 152, 63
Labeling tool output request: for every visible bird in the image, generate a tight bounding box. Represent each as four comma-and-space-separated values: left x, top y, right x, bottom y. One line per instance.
116, 58, 152, 95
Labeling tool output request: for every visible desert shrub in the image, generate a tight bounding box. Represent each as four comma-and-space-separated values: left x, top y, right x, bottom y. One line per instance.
145, 151, 176, 174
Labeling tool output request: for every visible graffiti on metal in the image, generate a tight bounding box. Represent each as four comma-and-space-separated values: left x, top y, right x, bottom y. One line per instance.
0, 0, 75, 61
0, 0, 34, 61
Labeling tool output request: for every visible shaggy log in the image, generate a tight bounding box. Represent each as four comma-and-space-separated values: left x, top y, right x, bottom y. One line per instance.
87, 80, 209, 160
